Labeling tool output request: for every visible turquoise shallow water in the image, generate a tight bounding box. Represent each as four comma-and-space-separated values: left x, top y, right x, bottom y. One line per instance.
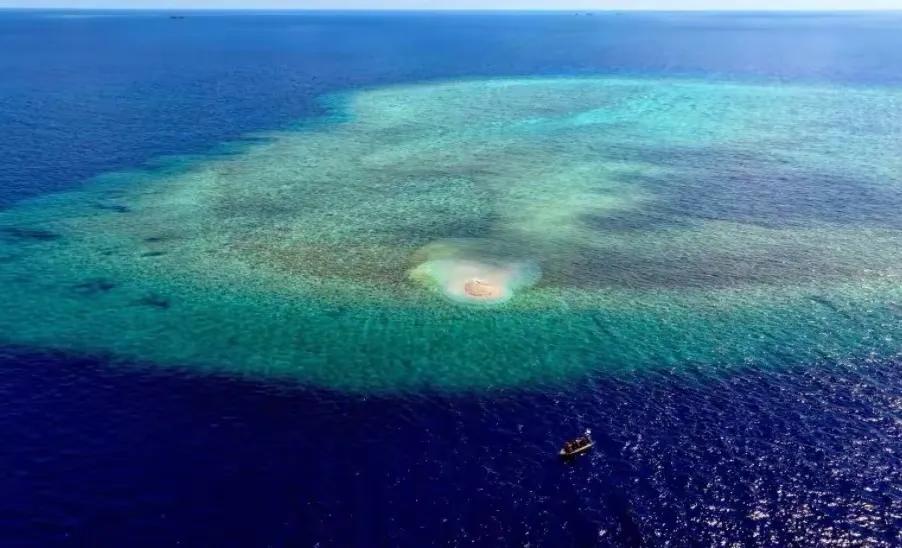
1, 76, 900, 392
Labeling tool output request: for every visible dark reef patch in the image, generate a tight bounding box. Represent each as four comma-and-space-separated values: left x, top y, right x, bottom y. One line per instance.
72, 278, 118, 296
1, 227, 62, 242
135, 294, 171, 309
95, 203, 132, 214
599, 143, 902, 229
540, 244, 876, 290
144, 235, 175, 243
809, 295, 853, 321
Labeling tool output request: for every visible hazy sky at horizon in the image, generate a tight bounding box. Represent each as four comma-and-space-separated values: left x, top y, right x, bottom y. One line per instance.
3, 0, 902, 10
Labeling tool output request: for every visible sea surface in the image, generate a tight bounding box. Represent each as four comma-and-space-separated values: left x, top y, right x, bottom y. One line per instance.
1, 10, 900, 546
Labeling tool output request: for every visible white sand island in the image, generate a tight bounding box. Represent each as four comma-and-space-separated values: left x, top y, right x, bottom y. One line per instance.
409, 243, 541, 305
464, 278, 501, 299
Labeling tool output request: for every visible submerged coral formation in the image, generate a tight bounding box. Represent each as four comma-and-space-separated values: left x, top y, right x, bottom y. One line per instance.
0, 77, 900, 391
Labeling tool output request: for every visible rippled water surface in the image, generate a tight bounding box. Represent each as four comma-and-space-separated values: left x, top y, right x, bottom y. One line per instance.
1, 10, 900, 546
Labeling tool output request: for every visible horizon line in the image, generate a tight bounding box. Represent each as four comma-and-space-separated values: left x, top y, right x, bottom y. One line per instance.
3, 6, 902, 11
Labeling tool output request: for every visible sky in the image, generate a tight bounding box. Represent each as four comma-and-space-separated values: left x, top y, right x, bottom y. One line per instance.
3, 0, 902, 9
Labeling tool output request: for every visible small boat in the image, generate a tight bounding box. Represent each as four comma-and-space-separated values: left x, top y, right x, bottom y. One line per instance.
559, 429, 593, 458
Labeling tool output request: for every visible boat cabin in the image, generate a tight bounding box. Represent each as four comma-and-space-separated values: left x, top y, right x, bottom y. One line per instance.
559, 432, 593, 458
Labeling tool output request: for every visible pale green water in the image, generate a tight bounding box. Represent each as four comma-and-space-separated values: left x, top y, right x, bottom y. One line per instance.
1, 77, 900, 392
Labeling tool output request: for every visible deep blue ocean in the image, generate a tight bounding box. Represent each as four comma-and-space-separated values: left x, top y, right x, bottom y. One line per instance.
1, 10, 900, 546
